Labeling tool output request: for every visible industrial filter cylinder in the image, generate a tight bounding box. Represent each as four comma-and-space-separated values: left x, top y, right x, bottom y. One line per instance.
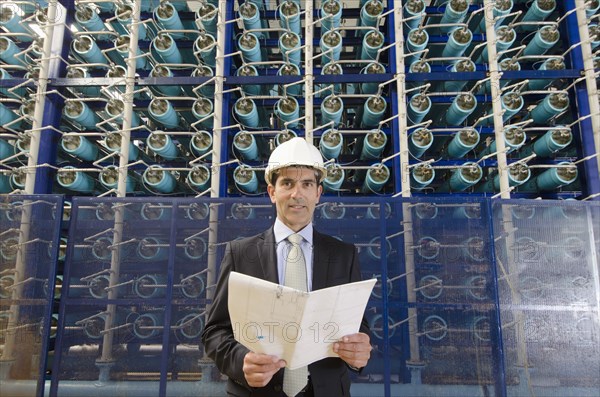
360, 62, 385, 94
479, 125, 526, 155
320, 30, 342, 64
521, 161, 578, 191
152, 33, 182, 64
279, 31, 301, 65
56, 166, 95, 193
587, 0, 600, 17
320, 202, 346, 219
407, 93, 431, 124
240, 1, 262, 37
442, 27, 472, 59
478, 0, 513, 32
529, 92, 569, 124
234, 165, 258, 193
321, 95, 344, 126
520, 127, 572, 158
147, 132, 179, 160
408, 128, 433, 158
130, 312, 163, 339
140, 202, 170, 221
103, 132, 139, 161
521, 0, 556, 31
137, 241, 168, 263
277, 63, 301, 96
361, 95, 387, 128
191, 97, 214, 129
190, 131, 213, 158
278, 1, 301, 35
1, 67, 24, 98
360, 0, 384, 30
71, 35, 106, 65
66, 66, 101, 97
234, 131, 259, 161
528, 57, 565, 90
276, 130, 297, 146
440, 0, 471, 33
99, 165, 135, 193
476, 162, 531, 192
194, 33, 217, 67
361, 130, 387, 160
417, 236, 440, 260
192, 64, 215, 97
411, 163, 435, 190
143, 166, 177, 193
238, 32, 262, 64
367, 236, 392, 260
406, 28, 429, 65
237, 64, 261, 96
183, 238, 207, 261
176, 313, 204, 340
0, 102, 19, 128
361, 29, 385, 60
231, 202, 256, 219
74, 4, 109, 40
477, 25, 516, 62
446, 128, 480, 158
276, 96, 300, 128
114, 4, 147, 39
319, 129, 343, 160
195, 3, 217, 36
234, 97, 260, 128
362, 163, 390, 192
187, 164, 211, 192
403, 0, 425, 31
320, 0, 342, 32
523, 24, 560, 56
133, 274, 166, 298
60, 135, 98, 162
588, 24, 600, 49
409, 60, 431, 74
0, 138, 14, 160
323, 163, 345, 191
154, 1, 184, 39
105, 98, 140, 128
446, 93, 477, 125
148, 99, 180, 130
0, 37, 25, 66
320, 62, 343, 96
63, 101, 99, 130
440, 162, 483, 192
485, 91, 523, 124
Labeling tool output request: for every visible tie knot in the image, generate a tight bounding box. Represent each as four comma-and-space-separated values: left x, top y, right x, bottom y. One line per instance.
287, 233, 303, 245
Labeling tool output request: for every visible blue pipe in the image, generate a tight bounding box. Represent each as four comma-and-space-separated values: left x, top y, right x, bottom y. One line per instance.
479, 125, 526, 156
74, 4, 109, 40
1, 67, 25, 98
143, 166, 177, 193
234, 98, 260, 128
195, 3, 218, 37
114, 35, 148, 69
278, 63, 301, 96
276, 97, 300, 128
114, 4, 147, 39
406, 28, 429, 65
440, 0, 471, 33
234, 165, 259, 193
60, 135, 98, 162
361, 29, 385, 60
360, 62, 385, 94
0, 4, 31, 41
360, 0, 384, 30
0, 138, 14, 160
446, 93, 477, 125
442, 27, 472, 59
146, 132, 179, 160
361, 95, 387, 128
66, 67, 101, 97
56, 167, 95, 193
403, 0, 425, 31
279, 32, 301, 65
320, 0, 342, 33
192, 98, 214, 129
361, 130, 387, 160
362, 164, 390, 192
408, 128, 433, 158
477, 26, 516, 63
529, 92, 569, 124
136, 238, 168, 263
523, 25, 560, 56
240, 2, 263, 38
194, 33, 216, 67
407, 93, 431, 124
410, 164, 435, 190
439, 162, 483, 192
320, 202, 346, 219
190, 131, 213, 158
520, 127, 572, 158
187, 165, 211, 192
0, 102, 19, 127
587, 0, 600, 17
154, 2, 184, 39
528, 57, 565, 90
444, 59, 475, 92
148, 99, 179, 130
321, 95, 344, 126
0, 37, 25, 66
237, 65, 261, 96
477, 0, 513, 32
238, 32, 262, 63
476, 163, 531, 192
72, 35, 106, 64
231, 202, 256, 219
320, 62, 343, 96
521, 0, 556, 31
320, 31, 342, 64
323, 163, 345, 191
152, 33, 182, 64
99, 165, 135, 193
521, 161, 578, 191
105, 98, 140, 128
278, 1, 301, 36
319, 129, 343, 160
446, 128, 480, 158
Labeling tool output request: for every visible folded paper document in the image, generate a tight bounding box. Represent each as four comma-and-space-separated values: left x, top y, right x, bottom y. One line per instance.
228, 271, 376, 369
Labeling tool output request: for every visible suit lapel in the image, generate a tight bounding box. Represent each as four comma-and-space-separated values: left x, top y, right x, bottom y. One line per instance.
258, 227, 279, 284
312, 231, 329, 291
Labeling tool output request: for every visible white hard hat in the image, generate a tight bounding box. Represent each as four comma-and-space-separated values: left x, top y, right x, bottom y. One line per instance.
265, 137, 327, 184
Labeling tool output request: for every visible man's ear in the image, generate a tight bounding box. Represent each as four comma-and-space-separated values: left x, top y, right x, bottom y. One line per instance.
316, 184, 323, 200
267, 184, 276, 204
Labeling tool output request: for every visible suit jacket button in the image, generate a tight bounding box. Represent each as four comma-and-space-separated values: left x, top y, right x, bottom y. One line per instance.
274, 385, 282, 392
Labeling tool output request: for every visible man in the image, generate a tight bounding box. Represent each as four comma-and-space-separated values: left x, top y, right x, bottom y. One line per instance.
202, 137, 371, 396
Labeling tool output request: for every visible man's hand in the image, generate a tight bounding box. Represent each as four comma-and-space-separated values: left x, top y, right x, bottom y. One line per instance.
333, 332, 372, 369
243, 352, 285, 387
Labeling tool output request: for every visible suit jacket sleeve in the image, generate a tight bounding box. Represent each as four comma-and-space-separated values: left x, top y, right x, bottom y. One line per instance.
201, 242, 252, 389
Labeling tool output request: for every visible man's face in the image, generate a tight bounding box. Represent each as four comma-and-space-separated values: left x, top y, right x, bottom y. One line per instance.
267, 167, 322, 232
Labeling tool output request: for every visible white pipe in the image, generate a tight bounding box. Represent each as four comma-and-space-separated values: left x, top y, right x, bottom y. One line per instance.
304, 0, 315, 140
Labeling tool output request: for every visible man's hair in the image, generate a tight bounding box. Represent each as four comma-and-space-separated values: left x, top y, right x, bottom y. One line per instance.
270, 165, 322, 186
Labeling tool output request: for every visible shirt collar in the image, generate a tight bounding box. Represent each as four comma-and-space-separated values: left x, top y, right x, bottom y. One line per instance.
274, 218, 313, 246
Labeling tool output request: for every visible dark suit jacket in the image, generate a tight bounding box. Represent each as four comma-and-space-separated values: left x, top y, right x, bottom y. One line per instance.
201, 227, 370, 397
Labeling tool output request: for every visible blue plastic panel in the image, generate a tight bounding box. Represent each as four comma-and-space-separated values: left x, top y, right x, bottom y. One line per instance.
0, 194, 63, 397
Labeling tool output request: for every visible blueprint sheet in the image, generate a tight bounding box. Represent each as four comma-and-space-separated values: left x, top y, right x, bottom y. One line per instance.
228, 271, 376, 369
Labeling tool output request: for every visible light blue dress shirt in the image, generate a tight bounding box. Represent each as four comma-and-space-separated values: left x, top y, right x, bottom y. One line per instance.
273, 218, 313, 292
